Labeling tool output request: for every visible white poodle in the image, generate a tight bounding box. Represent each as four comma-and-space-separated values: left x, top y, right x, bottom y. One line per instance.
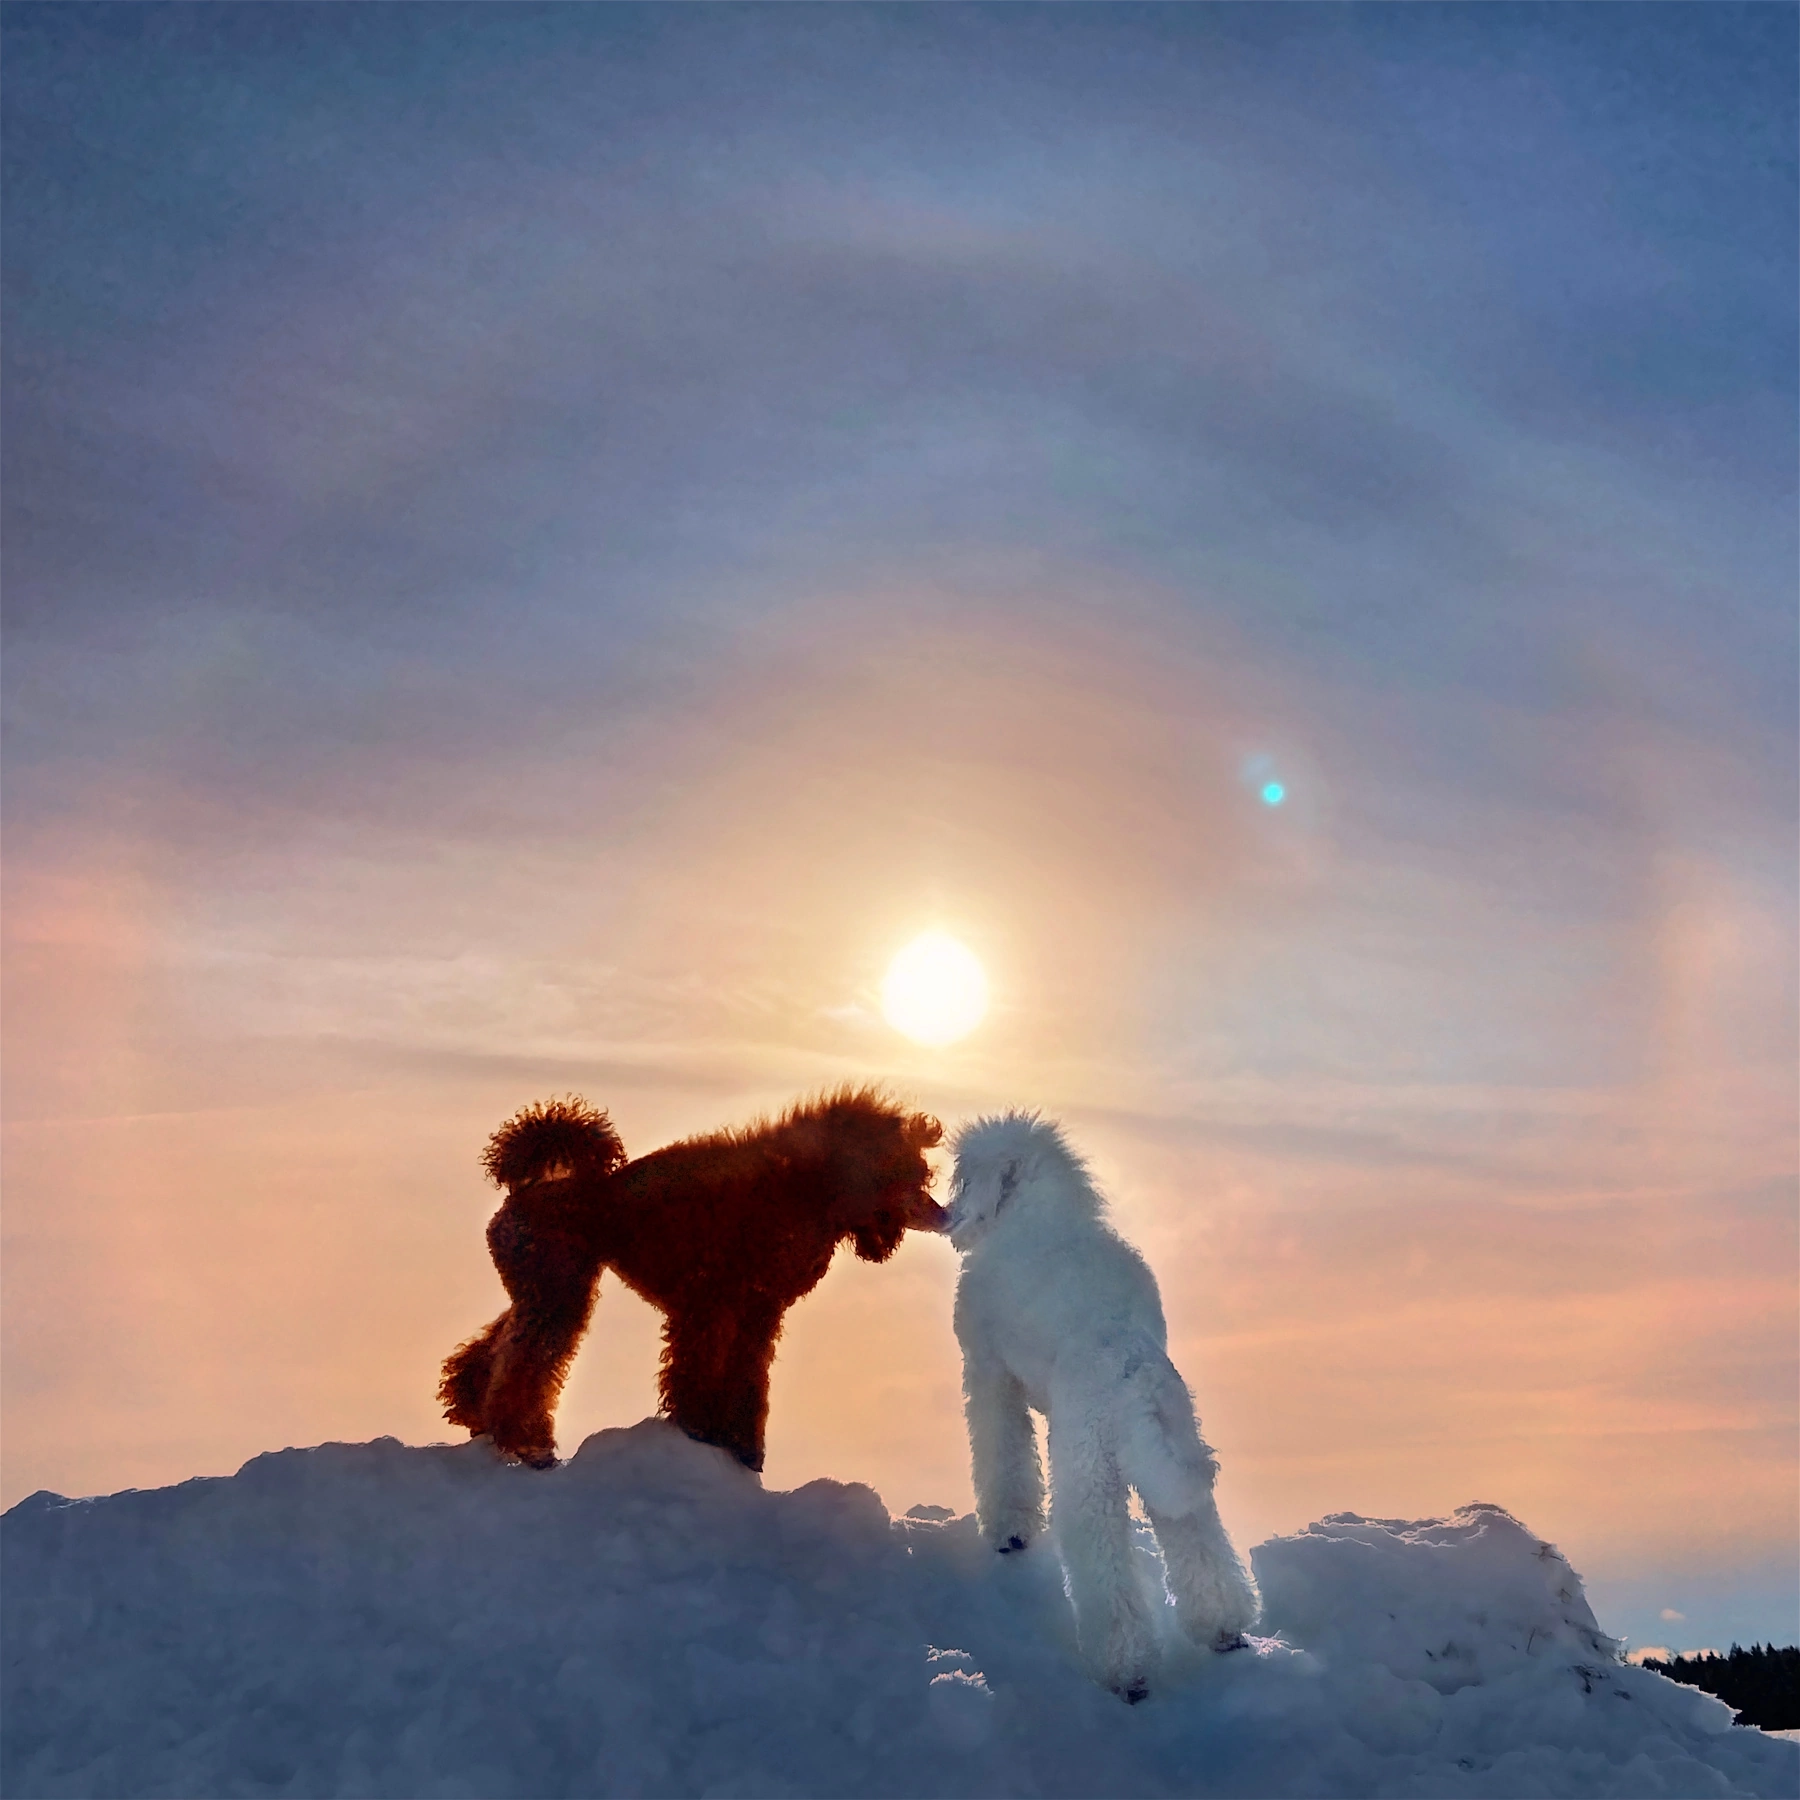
947, 1112, 1259, 1701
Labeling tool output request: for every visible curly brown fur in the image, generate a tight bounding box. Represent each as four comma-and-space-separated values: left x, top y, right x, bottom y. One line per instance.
440, 1087, 944, 1471
480, 1095, 626, 1189
437, 1099, 626, 1466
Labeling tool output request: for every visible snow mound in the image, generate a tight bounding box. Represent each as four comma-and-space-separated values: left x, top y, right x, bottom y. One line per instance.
1256, 1503, 1620, 1692
4, 1424, 1793, 1799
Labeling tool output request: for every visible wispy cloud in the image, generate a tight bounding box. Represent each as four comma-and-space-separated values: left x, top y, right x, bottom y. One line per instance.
3, 3, 1793, 1654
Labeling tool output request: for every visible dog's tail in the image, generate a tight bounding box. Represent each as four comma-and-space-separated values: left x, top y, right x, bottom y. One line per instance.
1118, 1348, 1220, 1520
483, 1095, 627, 1188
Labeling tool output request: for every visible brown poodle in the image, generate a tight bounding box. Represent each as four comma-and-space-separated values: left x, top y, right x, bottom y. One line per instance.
439, 1089, 945, 1470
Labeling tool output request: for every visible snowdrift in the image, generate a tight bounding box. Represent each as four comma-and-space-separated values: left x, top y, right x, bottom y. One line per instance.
4, 1422, 1792, 1799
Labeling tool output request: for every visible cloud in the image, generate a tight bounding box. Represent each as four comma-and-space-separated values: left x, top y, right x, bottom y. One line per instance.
1, 6, 1793, 1642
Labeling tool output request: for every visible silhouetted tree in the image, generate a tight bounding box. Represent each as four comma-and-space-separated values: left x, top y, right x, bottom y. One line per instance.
1640, 1644, 1799, 1731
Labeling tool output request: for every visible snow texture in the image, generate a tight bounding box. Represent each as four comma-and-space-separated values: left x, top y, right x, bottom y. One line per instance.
4, 1423, 1794, 1799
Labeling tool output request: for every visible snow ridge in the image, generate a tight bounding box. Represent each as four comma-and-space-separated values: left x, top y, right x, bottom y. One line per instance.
4, 1423, 1793, 1798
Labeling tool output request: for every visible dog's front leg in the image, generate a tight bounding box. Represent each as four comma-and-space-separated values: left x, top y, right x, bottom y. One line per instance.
963, 1360, 1045, 1553
706, 1299, 785, 1473
660, 1301, 780, 1471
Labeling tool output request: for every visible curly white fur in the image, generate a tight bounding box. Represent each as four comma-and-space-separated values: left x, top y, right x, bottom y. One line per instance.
948, 1112, 1260, 1700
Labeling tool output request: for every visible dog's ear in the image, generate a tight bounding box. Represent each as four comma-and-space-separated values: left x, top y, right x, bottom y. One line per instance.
783, 1116, 829, 1163
994, 1159, 1021, 1214
905, 1112, 944, 1150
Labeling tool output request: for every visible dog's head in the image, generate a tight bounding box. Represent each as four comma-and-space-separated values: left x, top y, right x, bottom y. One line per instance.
787, 1089, 946, 1262
946, 1111, 1078, 1251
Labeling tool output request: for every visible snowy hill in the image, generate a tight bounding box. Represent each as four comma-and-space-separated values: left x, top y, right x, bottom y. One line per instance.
4, 1423, 1793, 1799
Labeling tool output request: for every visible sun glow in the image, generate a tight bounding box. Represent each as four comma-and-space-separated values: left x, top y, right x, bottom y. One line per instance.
880, 933, 989, 1046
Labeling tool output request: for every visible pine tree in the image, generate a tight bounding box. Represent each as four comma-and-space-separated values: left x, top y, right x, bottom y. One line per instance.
1640, 1644, 1800, 1731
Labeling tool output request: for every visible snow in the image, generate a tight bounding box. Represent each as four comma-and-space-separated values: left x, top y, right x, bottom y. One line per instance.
4, 1423, 1793, 1799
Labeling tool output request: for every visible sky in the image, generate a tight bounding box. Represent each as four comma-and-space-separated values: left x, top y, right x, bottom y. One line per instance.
3, 4, 1794, 1659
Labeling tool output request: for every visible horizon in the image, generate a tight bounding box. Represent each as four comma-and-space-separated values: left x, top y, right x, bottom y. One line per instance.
3, 4, 1794, 1664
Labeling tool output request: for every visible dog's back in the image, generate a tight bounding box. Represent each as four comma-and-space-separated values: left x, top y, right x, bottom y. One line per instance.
588, 1090, 940, 1315
600, 1129, 841, 1311
950, 1115, 1167, 1405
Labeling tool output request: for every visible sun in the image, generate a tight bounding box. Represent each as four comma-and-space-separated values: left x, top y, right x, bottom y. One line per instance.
880, 933, 989, 1047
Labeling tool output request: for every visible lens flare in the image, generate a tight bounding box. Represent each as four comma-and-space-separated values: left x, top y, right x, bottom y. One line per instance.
1261, 781, 1286, 806
880, 933, 988, 1046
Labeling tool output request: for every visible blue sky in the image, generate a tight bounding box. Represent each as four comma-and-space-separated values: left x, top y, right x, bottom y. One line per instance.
3, 5, 1794, 1656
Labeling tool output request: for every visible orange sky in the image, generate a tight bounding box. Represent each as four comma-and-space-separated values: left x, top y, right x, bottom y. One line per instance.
4, 8, 1793, 1664
5, 582, 1793, 1656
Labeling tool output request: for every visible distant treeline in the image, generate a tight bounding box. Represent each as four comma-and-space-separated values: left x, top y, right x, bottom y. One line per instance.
1640, 1645, 1799, 1731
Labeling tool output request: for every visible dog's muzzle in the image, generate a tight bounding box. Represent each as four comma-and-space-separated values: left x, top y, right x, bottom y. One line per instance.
907, 1191, 950, 1233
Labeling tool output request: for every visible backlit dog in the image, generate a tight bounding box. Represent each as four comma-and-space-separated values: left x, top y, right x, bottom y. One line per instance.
947, 1112, 1258, 1700
441, 1089, 945, 1471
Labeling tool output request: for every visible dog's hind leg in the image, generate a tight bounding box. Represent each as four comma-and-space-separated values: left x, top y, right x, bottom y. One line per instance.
482, 1284, 597, 1468
439, 1314, 508, 1435
478, 1208, 603, 1468
1048, 1397, 1158, 1702
1118, 1351, 1260, 1647
1146, 1495, 1260, 1649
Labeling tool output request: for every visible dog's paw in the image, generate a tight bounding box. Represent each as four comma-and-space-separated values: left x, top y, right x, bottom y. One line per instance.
985, 1505, 1042, 1554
